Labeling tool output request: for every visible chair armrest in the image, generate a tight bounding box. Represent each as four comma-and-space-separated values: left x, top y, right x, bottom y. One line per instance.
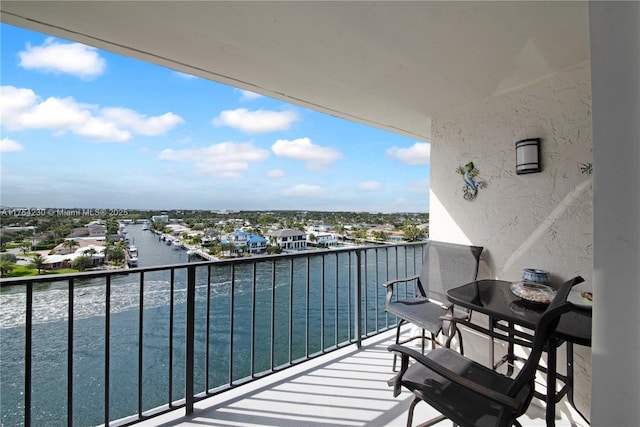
383, 274, 422, 306
439, 303, 469, 339
382, 274, 420, 288
387, 344, 522, 411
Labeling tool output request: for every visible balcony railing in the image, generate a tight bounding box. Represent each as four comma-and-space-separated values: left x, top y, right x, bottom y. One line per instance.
0, 242, 426, 426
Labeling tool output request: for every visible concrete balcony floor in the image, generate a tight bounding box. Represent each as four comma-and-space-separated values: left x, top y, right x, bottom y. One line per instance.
140, 329, 589, 427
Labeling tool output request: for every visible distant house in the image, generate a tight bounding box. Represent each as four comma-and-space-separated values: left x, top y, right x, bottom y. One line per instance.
45, 244, 106, 269
0, 226, 36, 235
266, 229, 307, 251
53, 238, 105, 255
247, 235, 267, 254
230, 230, 251, 247
228, 231, 267, 254
67, 224, 107, 239
308, 231, 339, 247
151, 214, 169, 223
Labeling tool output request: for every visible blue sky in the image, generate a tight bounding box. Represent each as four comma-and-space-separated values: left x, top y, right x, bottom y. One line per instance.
1, 24, 430, 213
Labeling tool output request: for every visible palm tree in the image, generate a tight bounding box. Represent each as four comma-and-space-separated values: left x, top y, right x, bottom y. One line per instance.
72, 255, 91, 272
0, 260, 15, 277
20, 240, 32, 255
83, 247, 98, 266
62, 239, 79, 254
29, 254, 47, 274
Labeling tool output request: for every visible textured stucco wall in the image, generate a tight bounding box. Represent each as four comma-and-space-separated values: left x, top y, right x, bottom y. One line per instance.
429, 61, 593, 417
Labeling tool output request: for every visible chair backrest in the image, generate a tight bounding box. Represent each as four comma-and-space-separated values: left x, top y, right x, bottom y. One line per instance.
507, 276, 585, 402
417, 241, 483, 303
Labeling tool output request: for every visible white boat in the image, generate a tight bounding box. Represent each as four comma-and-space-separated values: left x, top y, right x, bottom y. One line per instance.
187, 249, 197, 256
128, 256, 138, 267
128, 246, 138, 256
141, 223, 149, 231
172, 240, 182, 249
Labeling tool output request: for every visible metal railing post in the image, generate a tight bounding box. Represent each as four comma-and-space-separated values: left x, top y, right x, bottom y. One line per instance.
355, 249, 363, 348
185, 266, 196, 415
67, 278, 74, 427
25, 282, 33, 427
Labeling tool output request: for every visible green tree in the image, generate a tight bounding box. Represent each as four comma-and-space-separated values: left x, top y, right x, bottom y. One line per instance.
220, 242, 236, 257
0, 232, 16, 251
29, 254, 47, 274
0, 260, 15, 277
266, 245, 282, 255
258, 214, 276, 227
83, 247, 98, 266
401, 223, 421, 242
0, 253, 17, 263
19, 240, 32, 255
62, 239, 79, 254
72, 255, 91, 271
373, 231, 389, 241
353, 229, 368, 241
151, 221, 165, 231
107, 241, 126, 263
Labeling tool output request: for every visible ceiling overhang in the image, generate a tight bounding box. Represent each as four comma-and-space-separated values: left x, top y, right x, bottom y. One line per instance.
1, 1, 590, 141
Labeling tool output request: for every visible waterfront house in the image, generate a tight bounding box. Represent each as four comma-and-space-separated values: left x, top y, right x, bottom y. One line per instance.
246, 234, 267, 254
67, 224, 107, 239
45, 244, 105, 269
228, 230, 267, 254
306, 229, 339, 247
151, 214, 169, 223
266, 228, 307, 251
1, 2, 637, 425
230, 230, 251, 247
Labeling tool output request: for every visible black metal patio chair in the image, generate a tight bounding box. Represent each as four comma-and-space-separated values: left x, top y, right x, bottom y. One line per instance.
387, 275, 584, 427
383, 241, 483, 370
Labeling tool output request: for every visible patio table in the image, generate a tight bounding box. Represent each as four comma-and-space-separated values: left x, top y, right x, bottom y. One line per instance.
447, 279, 591, 426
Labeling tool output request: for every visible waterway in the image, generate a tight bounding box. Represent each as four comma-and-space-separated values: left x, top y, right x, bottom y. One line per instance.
0, 225, 421, 426
125, 225, 197, 268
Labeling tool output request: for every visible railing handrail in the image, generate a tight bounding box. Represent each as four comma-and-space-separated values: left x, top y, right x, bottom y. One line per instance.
0, 242, 426, 287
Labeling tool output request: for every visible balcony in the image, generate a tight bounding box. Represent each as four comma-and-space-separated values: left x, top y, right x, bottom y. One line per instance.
0, 242, 589, 426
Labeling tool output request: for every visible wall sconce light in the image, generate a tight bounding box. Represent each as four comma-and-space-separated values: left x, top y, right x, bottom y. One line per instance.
515, 138, 541, 174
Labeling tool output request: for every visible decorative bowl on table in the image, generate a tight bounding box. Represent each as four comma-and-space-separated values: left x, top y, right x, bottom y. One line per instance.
522, 268, 551, 285
510, 281, 556, 305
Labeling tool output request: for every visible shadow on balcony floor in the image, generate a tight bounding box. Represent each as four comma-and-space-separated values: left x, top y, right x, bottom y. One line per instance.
138, 329, 589, 427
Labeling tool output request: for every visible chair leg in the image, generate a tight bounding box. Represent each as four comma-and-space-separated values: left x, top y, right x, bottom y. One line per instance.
393, 319, 407, 371
407, 395, 420, 427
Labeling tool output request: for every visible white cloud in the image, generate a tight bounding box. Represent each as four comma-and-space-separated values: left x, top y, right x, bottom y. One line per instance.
213, 108, 298, 133
408, 179, 430, 193
0, 86, 38, 119
281, 184, 327, 198
74, 116, 130, 142
238, 89, 263, 100
159, 142, 269, 178
358, 181, 382, 191
268, 169, 286, 178
0, 137, 24, 152
101, 108, 184, 135
18, 96, 96, 132
387, 142, 431, 165
0, 85, 183, 142
18, 38, 106, 78
271, 137, 342, 171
